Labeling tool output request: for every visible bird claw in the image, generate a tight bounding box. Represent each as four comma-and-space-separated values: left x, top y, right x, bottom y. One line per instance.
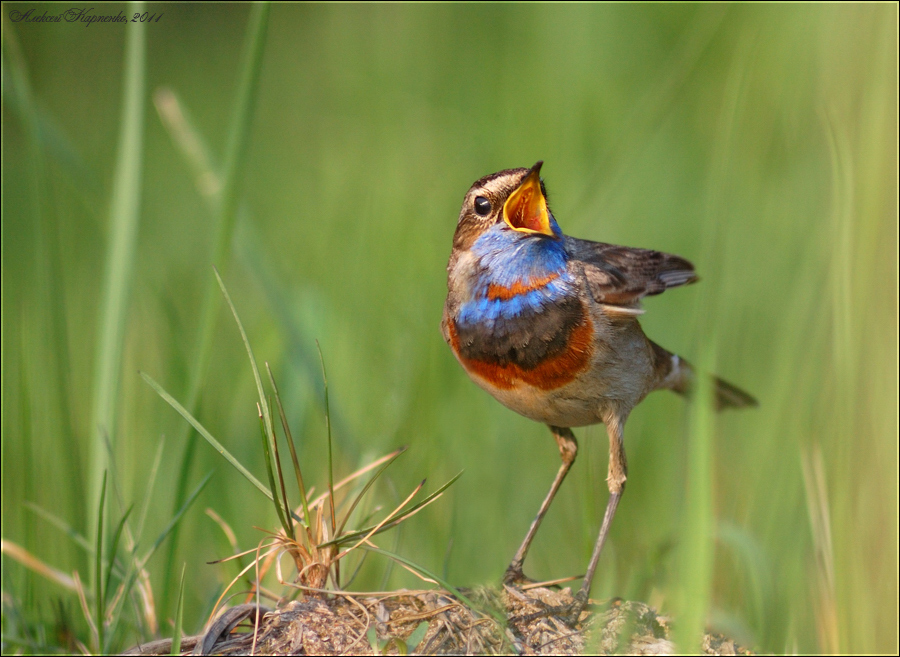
514, 590, 590, 628
562, 590, 589, 623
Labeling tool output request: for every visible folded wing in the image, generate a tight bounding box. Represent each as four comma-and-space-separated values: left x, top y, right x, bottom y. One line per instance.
565, 236, 698, 306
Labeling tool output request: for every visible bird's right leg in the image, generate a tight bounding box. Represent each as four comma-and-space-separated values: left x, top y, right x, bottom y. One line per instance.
504, 425, 578, 585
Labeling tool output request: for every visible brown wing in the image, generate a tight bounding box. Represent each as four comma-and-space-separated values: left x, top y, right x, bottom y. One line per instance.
564, 236, 698, 305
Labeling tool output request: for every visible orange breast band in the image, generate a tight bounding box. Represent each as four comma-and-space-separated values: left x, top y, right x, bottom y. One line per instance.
486, 272, 560, 301
448, 315, 594, 391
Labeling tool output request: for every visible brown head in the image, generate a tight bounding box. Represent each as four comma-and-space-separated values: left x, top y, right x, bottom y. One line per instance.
451, 161, 557, 253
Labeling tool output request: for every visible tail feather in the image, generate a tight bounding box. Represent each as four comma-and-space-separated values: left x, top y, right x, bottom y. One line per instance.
709, 373, 759, 410
650, 341, 758, 411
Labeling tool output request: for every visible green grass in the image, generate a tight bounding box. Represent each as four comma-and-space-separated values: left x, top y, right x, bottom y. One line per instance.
2, 3, 897, 654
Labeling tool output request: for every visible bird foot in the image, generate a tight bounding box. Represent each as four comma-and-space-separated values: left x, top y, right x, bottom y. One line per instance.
502, 565, 537, 587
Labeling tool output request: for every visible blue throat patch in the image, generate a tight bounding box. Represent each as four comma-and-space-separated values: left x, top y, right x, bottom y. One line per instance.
458, 222, 571, 330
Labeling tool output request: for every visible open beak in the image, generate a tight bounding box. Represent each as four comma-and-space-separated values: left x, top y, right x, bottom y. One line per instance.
503, 161, 553, 237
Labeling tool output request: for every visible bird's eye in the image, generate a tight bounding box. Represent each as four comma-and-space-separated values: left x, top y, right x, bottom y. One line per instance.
474, 196, 491, 216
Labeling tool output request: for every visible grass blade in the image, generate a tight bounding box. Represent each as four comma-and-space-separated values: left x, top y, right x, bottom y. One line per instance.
367, 626, 381, 655
215, 268, 274, 447
24, 503, 93, 555
214, 268, 294, 535
217, 2, 270, 226
257, 405, 292, 538
88, 0, 146, 520
672, 346, 716, 654
322, 471, 463, 548
267, 363, 311, 527
73, 571, 99, 649
142, 472, 214, 570
266, 394, 295, 540
104, 505, 133, 606
801, 446, 839, 654
406, 622, 429, 653
315, 342, 339, 585
94, 471, 107, 653
140, 371, 275, 505
306, 449, 405, 510
335, 480, 426, 562
336, 448, 408, 537
102, 503, 134, 653
135, 437, 166, 542
315, 342, 337, 536
0, 540, 78, 593
153, 87, 220, 201
170, 565, 186, 656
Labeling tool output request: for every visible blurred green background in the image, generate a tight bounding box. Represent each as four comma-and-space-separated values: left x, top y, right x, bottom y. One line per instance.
2, 3, 896, 654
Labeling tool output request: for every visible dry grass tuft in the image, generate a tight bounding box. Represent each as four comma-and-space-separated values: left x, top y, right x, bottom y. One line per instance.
124, 586, 753, 655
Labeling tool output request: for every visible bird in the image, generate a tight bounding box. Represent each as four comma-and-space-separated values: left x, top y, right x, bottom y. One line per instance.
441, 161, 756, 613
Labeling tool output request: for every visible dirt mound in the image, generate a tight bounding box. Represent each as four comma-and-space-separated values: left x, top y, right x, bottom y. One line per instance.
125, 586, 752, 655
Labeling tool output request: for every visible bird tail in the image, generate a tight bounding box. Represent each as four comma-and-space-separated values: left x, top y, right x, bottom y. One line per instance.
650, 341, 758, 411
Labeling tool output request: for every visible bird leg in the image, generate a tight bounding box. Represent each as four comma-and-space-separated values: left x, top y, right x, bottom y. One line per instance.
503, 426, 578, 585
573, 413, 628, 609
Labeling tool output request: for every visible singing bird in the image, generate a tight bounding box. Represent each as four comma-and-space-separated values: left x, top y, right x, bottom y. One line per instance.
441, 161, 756, 612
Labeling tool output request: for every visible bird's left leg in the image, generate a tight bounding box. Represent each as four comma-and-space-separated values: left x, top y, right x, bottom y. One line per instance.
504, 426, 578, 585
